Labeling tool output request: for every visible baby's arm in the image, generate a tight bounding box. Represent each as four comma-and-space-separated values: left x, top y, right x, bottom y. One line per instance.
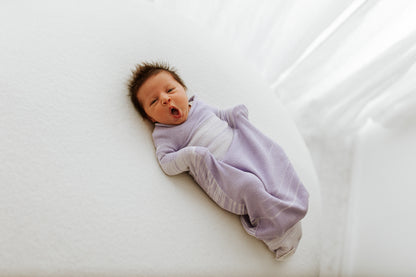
157, 146, 209, 176
215, 104, 249, 128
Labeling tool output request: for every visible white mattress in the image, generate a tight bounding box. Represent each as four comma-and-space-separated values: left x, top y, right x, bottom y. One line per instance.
0, 1, 321, 276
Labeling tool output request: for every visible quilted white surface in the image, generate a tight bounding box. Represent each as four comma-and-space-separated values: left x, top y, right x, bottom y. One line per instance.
0, 1, 321, 276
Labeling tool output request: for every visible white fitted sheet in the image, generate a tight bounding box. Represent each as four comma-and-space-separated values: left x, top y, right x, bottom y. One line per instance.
0, 1, 321, 276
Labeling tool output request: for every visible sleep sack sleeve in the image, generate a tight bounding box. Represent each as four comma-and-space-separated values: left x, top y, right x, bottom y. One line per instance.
156, 145, 209, 176
207, 103, 249, 128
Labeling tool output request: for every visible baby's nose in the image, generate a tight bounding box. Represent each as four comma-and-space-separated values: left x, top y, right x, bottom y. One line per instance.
161, 93, 171, 104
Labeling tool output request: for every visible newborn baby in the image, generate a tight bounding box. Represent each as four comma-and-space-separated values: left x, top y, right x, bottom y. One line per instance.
128, 62, 309, 260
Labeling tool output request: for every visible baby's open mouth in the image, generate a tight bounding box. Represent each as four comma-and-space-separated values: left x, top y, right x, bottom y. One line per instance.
170, 107, 179, 116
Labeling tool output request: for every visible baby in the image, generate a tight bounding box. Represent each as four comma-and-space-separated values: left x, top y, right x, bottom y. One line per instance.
128, 62, 309, 260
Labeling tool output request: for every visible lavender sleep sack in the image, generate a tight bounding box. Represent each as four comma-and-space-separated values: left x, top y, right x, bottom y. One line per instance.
152, 96, 309, 260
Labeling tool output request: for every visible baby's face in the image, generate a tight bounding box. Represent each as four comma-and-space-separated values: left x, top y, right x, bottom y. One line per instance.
137, 71, 190, 125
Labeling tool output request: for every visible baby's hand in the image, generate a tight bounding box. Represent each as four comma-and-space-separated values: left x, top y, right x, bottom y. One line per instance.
158, 146, 209, 176
233, 104, 249, 120
217, 104, 249, 128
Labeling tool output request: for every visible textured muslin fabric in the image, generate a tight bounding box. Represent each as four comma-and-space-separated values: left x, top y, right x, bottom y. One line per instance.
152, 96, 309, 259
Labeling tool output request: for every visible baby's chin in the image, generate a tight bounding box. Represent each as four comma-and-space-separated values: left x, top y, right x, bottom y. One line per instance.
154, 115, 188, 125
171, 114, 188, 125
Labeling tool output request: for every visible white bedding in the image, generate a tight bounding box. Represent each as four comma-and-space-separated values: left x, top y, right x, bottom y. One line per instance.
0, 1, 321, 276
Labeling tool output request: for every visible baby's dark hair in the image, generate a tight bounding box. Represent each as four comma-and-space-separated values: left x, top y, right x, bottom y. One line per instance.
128, 61, 187, 119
